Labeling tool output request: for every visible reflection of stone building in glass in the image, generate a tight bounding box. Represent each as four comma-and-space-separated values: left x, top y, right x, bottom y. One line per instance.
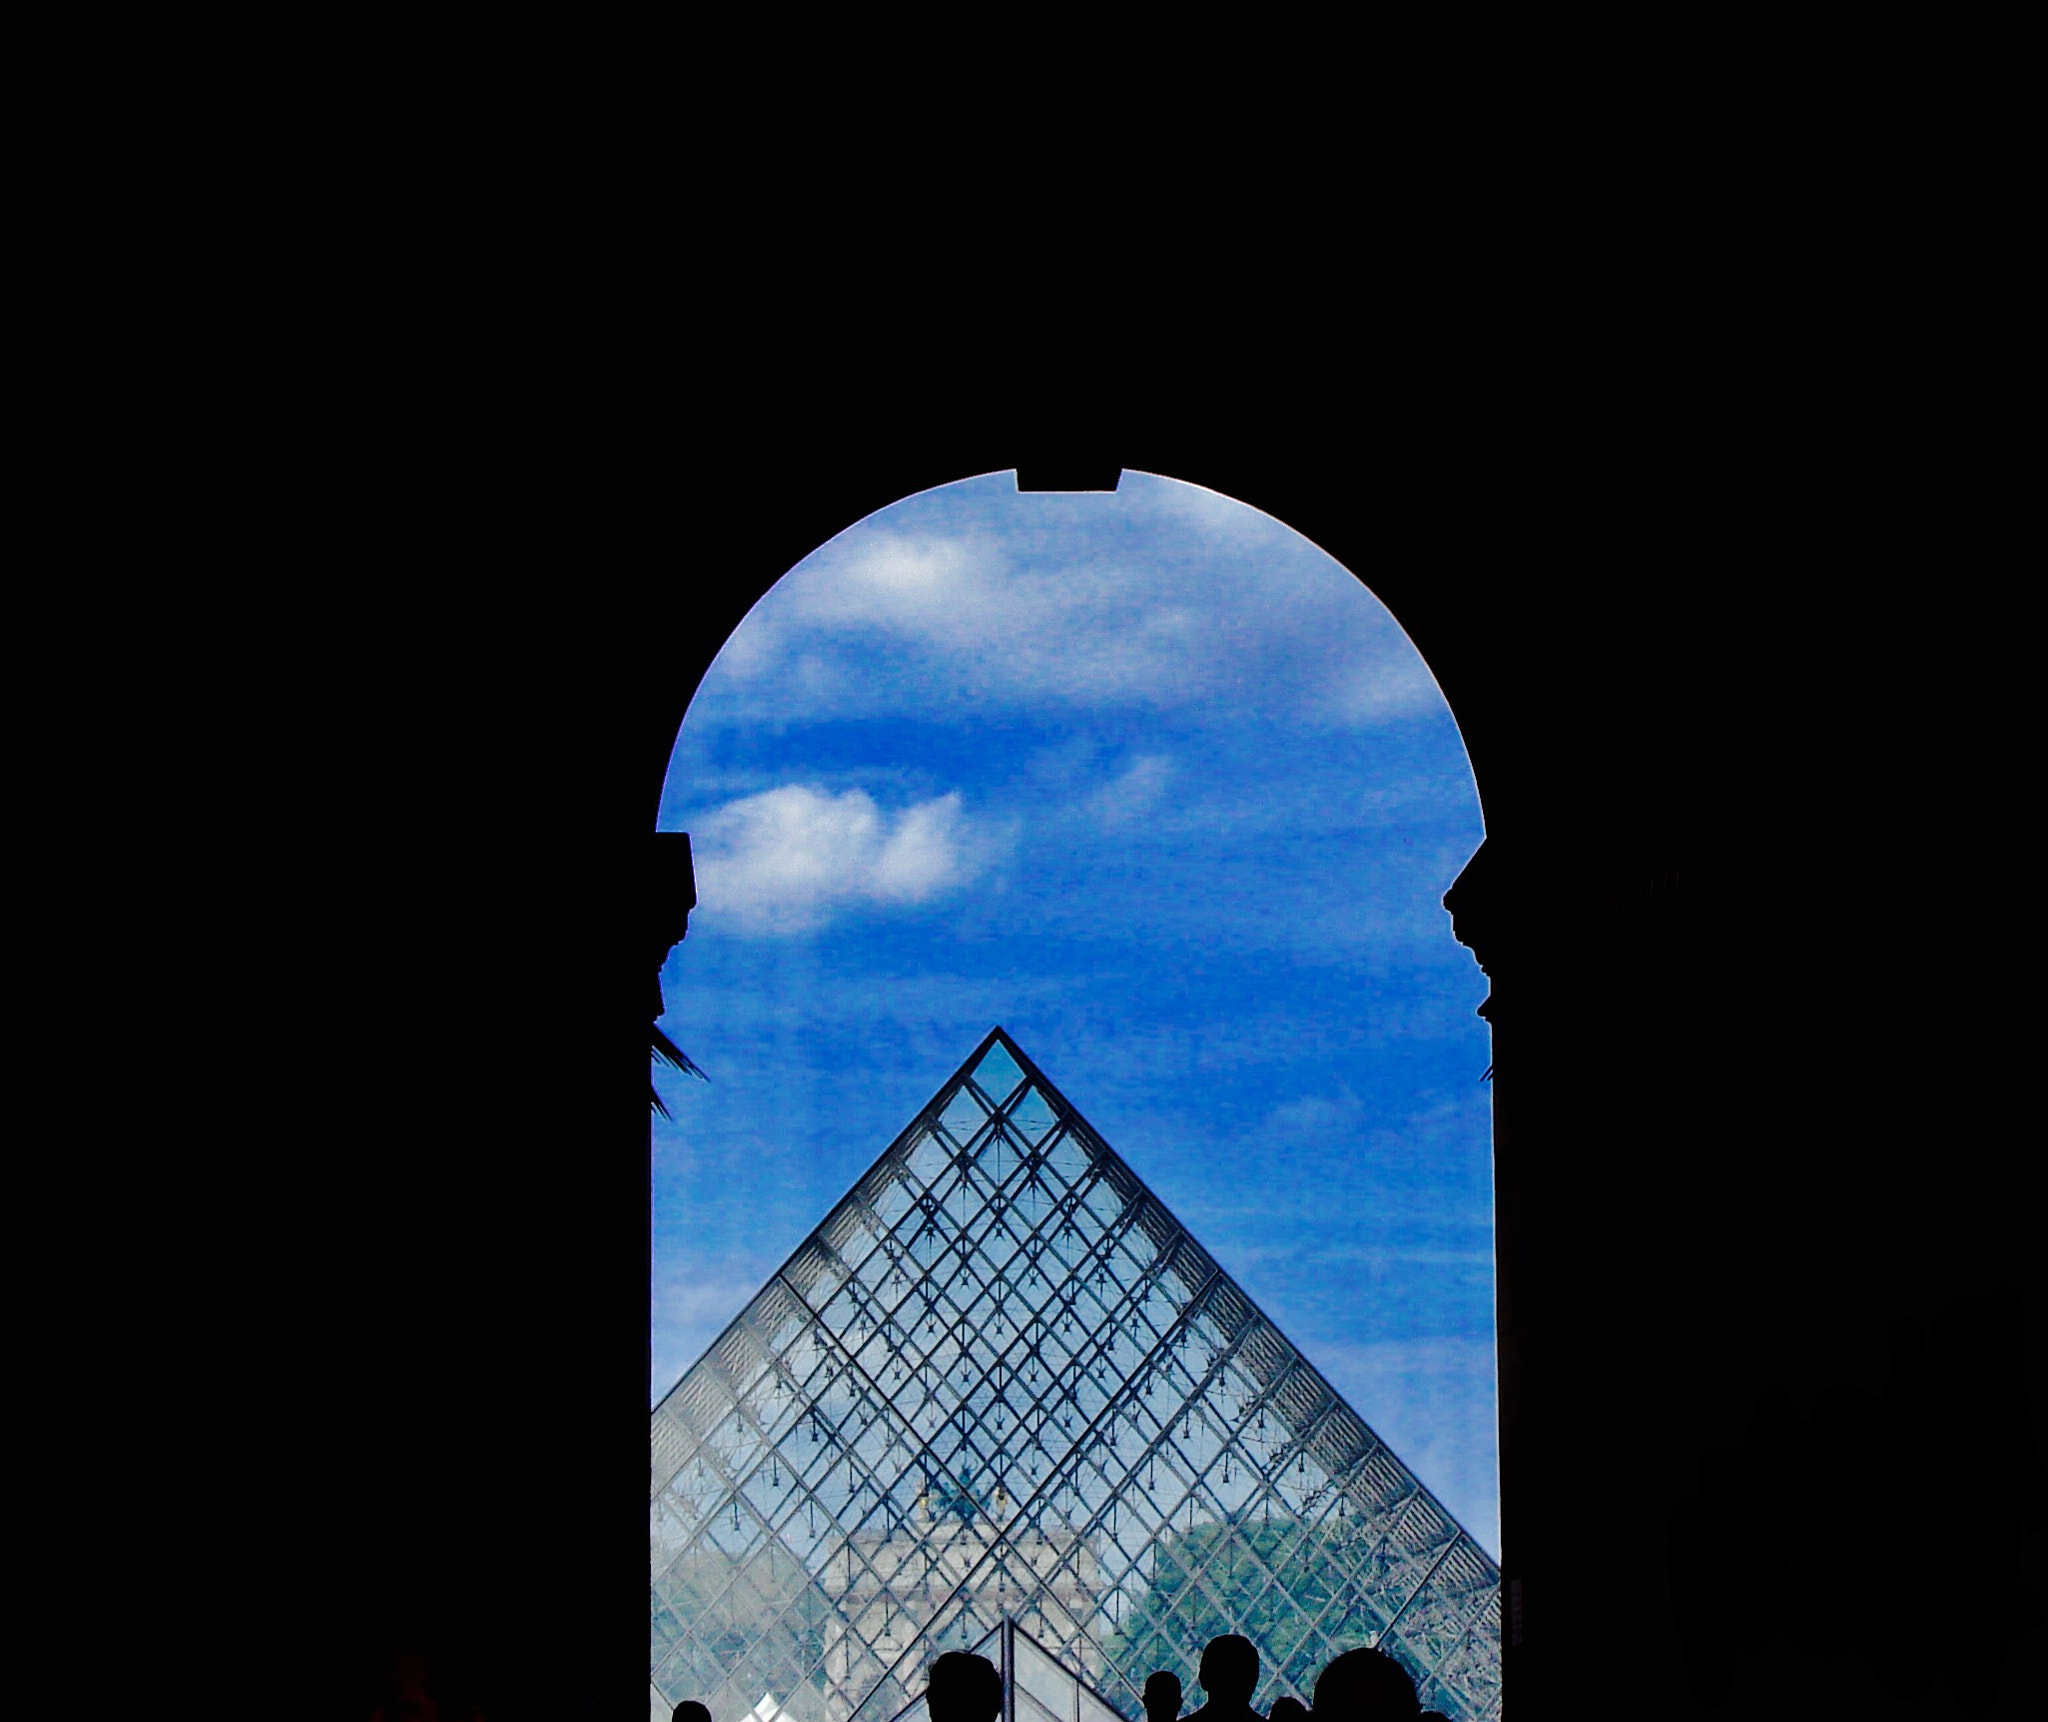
651, 1031, 1502, 1722
818, 1519, 1101, 1720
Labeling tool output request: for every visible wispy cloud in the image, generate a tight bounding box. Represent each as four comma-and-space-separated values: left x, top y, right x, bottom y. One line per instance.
652, 1263, 779, 1404
788, 531, 999, 643
1308, 1334, 1500, 1556
692, 784, 1007, 935
1321, 652, 1444, 726
773, 530, 1217, 711
684, 475, 1453, 734
1123, 472, 1293, 545
1086, 752, 1177, 828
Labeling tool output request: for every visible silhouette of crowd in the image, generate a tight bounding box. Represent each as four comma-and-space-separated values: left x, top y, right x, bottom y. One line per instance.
668, 1631, 1459, 1721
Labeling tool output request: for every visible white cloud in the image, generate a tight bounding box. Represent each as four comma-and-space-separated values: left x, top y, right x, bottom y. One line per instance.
1322, 652, 1443, 725
1310, 1334, 1501, 1555
785, 530, 1199, 706
651, 1267, 774, 1403
653, 1270, 761, 1336
692, 784, 1001, 935
1261, 1083, 1369, 1136
1086, 752, 1176, 828
790, 532, 996, 643
873, 796, 972, 900
685, 483, 1455, 733
1121, 470, 1299, 549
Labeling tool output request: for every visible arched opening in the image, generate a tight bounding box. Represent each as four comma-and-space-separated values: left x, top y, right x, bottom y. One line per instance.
651, 469, 1499, 1719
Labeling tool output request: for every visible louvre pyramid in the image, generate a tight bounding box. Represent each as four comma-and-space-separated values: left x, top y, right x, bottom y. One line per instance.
651, 1030, 1503, 1722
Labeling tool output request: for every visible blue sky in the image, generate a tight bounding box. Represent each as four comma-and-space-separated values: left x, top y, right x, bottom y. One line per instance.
653, 471, 1498, 1556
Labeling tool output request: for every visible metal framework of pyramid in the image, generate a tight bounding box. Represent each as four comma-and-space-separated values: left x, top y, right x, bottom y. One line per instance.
651, 1030, 1503, 1722
880, 1616, 1133, 1722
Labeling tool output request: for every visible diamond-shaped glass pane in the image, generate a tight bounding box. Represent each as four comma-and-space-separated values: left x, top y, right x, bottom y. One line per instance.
653, 1032, 1500, 1721
1007, 1084, 1059, 1145
939, 1087, 988, 1148
969, 1037, 1026, 1107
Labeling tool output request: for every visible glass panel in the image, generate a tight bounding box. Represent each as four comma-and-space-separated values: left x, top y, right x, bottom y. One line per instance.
970, 1037, 1026, 1107
940, 1087, 989, 1146
1008, 1083, 1059, 1144
1016, 1631, 1074, 1716
651, 1034, 1500, 1719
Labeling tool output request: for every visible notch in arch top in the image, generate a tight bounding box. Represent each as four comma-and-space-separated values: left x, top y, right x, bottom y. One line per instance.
1014, 460, 1122, 493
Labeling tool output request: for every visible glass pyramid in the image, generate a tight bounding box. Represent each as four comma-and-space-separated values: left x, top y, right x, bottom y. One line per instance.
651, 1030, 1503, 1722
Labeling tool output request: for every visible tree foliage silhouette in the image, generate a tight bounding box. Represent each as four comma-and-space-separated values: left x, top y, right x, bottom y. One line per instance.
651, 1023, 708, 1120
1105, 1514, 1394, 1703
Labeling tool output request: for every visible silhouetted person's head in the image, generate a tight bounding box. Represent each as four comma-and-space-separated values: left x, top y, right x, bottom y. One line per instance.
1143, 1669, 1184, 1721
1268, 1697, 1310, 1722
927, 1651, 1002, 1722
673, 1705, 712, 1722
1313, 1647, 1419, 1718
1198, 1635, 1259, 1704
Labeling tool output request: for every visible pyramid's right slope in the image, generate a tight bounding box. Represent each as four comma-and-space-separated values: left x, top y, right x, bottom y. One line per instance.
652, 1029, 1503, 1721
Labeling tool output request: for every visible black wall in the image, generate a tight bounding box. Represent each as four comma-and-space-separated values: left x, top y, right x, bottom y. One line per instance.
269, 357, 2037, 1718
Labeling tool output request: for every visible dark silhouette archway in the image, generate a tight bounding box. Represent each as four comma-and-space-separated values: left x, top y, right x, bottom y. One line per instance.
636, 430, 2036, 1718
278, 393, 2033, 1721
